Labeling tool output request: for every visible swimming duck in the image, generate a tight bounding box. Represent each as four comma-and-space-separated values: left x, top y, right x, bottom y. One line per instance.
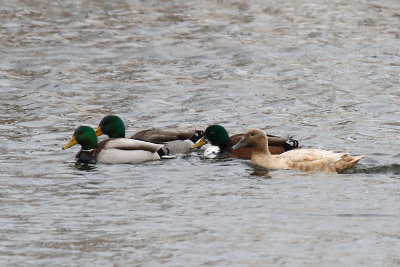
191, 125, 298, 159
95, 115, 200, 142
232, 128, 365, 174
62, 126, 170, 164
95, 115, 203, 154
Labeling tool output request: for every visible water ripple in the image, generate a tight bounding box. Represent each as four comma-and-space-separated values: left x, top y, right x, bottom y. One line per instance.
1, 0, 400, 266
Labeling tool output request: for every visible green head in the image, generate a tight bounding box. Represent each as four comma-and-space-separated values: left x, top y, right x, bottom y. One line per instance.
203, 125, 230, 148
95, 115, 125, 138
63, 126, 99, 150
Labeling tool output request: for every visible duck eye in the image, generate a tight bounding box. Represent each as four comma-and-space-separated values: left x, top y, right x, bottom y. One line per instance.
250, 132, 256, 136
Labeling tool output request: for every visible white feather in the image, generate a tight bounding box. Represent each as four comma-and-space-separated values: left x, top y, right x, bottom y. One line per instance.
278, 149, 344, 162
164, 139, 193, 154
104, 139, 163, 150
204, 146, 220, 159
97, 149, 160, 164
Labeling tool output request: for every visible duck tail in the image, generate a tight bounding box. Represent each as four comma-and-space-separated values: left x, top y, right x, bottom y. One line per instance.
157, 147, 176, 159
283, 139, 299, 151
335, 154, 365, 171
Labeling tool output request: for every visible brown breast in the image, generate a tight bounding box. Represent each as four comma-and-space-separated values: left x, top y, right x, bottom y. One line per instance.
227, 134, 287, 159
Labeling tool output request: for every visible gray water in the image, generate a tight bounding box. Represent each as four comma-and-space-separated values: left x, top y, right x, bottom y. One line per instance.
1, 0, 400, 266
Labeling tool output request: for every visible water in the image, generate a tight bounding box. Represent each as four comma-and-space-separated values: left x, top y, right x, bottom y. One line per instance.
1, 0, 400, 265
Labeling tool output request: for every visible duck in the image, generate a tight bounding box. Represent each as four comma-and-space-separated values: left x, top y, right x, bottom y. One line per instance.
232, 128, 365, 174
95, 115, 203, 154
191, 125, 299, 159
62, 126, 171, 164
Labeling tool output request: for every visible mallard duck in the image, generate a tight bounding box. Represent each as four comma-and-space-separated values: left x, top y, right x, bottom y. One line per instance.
95, 115, 200, 142
191, 125, 298, 159
95, 115, 203, 154
62, 126, 170, 164
232, 128, 365, 174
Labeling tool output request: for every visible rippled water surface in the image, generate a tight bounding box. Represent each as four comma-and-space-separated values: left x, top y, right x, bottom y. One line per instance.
1, 0, 400, 265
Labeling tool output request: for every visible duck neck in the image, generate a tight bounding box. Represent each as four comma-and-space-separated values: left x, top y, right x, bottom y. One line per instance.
74, 126, 99, 150
252, 139, 272, 158
254, 144, 270, 155
251, 140, 276, 168
80, 138, 99, 150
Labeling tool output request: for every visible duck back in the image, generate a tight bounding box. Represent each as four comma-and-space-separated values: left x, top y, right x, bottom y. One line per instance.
131, 129, 196, 143
255, 149, 365, 174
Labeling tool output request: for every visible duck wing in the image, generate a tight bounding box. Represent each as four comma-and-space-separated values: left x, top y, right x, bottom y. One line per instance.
277, 149, 364, 173
279, 149, 344, 162
163, 140, 193, 154
229, 134, 297, 157
266, 135, 290, 146
94, 139, 166, 164
101, 138, 163, 153
230, 133, 291, 146
131, 129, 197, 143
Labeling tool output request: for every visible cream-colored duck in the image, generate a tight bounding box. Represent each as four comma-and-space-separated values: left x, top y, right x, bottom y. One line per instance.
232, 128, 365, 174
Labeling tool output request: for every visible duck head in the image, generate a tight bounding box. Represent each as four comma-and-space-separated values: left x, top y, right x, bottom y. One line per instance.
63, 126, 99, 150
191, 125, 230, 149
232, 128, 268, 152
95, 115, 125, 138
189, 130, 204, 143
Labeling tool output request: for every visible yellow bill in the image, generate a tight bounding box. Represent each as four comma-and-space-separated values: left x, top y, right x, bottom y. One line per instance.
95, 126, 103, 137
62, 136, 78, 150
191, 137, 207, 149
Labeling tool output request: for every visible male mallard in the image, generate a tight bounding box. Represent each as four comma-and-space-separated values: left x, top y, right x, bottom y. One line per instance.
95, 115, 203, 154
191, 125, 298, 159
233, 128, 365, 173
62, 126, 170, 164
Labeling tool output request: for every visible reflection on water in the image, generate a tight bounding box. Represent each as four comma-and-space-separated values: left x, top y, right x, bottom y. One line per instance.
1, 0, 400, 266
249, 170, 271, 179
73, 161, 98, 172
245, 162, 272, 179
353, 164, 400, 175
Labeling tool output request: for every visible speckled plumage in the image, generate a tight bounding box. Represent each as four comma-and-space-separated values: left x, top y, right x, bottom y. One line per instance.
233, 129, 365, 174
